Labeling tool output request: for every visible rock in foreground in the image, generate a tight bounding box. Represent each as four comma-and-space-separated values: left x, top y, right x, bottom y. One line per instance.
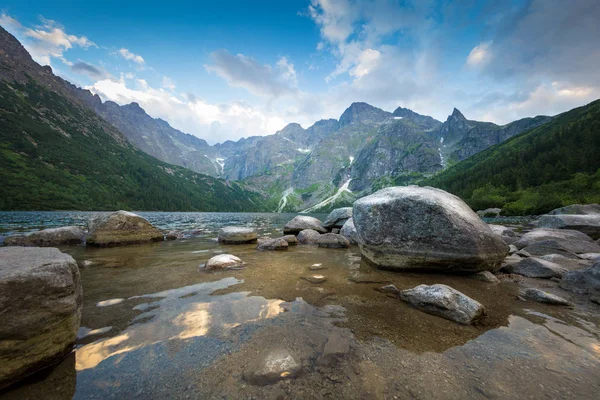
297, 229, 322, 244
559, 261, 600, 295
399, 284, 485, 324
0, 247, 82, 388
317, 233, 350, 249
283, 216, 327, 235
536, 214, 600, 240
353, 186, 508, 272
340, 218, 359, 245
505, 257, 567, 279
323, 207, 353, 229
257, 238, 289, 251
5, 226, 85, 247
205, 254, 245, 270
514, 228, 600, 254
243, 348, 301, 386
218, 227, 258, 244
86, 211, 163, 246
519, 288, 571, 306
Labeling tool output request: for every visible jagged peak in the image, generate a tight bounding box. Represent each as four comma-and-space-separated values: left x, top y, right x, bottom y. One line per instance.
122, 102, 146, 113
450, 107, 466, 120
339, 102, 389, 127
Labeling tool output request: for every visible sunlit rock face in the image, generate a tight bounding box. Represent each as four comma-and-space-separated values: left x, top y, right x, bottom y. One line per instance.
353, 186, 508, 272
86, 211, 164, 246
0, 247, 82, 388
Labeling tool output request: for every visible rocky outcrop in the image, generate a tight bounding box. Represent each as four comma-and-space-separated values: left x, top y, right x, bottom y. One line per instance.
340, 218, 359, 245
0, 247, 82, 388
323, 207, 353, 229
353, 186, 508, 272
514, 228, 600, 253
519, 288, 571, 306
536, 215, 600, 240
243, 348, 301, 386
218, 227, 258, 244
399, 284, 485, 324
505, 257, 567, 278
283, 216, 326, 234
257, 238, 289, 251
559, 261, 600, 295
204, 254, 245, 271
5, 226, 85, 247
86, 211, 163, 246
317, 233, 350, 249
297, 229, 322, 244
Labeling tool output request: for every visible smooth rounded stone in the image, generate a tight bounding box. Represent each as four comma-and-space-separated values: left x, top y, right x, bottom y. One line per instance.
547, 204, 600, 215
399, 284, 485, 325
509, 244, 518, 255
282, 235, 298, 245
318, 331, 351, 366
505, 257, 568, 279
340, 218, 359, 245
519, 288, 571, 306
521, 240, 579, 259
536, 214, 600, 240
323, 207, 353, 229
204, 254, 245, 270
353, 186, 509, 272
257, 238, 289, 251
297, 229, 321, 245
538, 254, 591, 270
218, 227, 257, 244
243, 348, 301, 386
0, 247, 82, 388
514, 228, 600, 253
302, 275, 327, 284
317, 233, 350, 249
86, 211, 163, 246
559, 261, 600, 295
477, 208, 501, 218
5, 226, 85, 247
283, 216, 327, 235
472, 271, 499, 283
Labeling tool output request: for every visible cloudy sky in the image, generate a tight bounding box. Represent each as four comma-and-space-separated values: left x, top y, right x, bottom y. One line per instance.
1, 0, 599, 144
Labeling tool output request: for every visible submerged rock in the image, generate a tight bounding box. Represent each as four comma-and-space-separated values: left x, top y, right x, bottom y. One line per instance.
505, 257, 567, 279
218, 227, 257, 244
323, 207, 353, 230
559, 261, 600, 295
205, 254, 245, 270
86, 211, 163, 246
519, 288, 571, 306
283, 216, 327, 235
165, 230, 182, 240
319, 331, 351, 366
0, 247, 82, 388
340, 218, 359, 245
376, 284, 400, 294
317, 233, 350, 249
514, 228, 600, 254
353, 186, 508, 272
536, 214, 600, 240
5, 226, 85, 247
399, 284, 485, 324
243, 348, 301, 386
297, 229, 321, 245
257, 237, 289, 251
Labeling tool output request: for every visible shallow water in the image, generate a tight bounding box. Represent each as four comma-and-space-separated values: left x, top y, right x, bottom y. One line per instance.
1, 212, 599, 399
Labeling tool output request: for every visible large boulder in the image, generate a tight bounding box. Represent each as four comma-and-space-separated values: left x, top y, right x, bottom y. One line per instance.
297, 229, 322, 245
547, 204, 600, 215
504, 257, 567, 279
559, 261, 600, 295
86, 211, 163, 246
317, 233, 350, 249
283, 216, 327, 235
536, 215, 600, 240
340, 218, 359, 245
323, 207, 353, 229
5, 226, 85, 247
514, 228, 600, 253
218, 227, 258, 244
353, 186, 509, 272
0, 247, 82, 388
399, 284, 485, 324
205, 254, 245, 271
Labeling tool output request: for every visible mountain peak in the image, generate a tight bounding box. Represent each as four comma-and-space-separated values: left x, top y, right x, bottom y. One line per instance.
339, 102, 390, 127
450, 108, 466, 120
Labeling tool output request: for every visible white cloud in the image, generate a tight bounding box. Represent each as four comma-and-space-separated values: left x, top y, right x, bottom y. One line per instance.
118, 48, 145, 64
466, 41, 493, 68
161, 76, 176, 91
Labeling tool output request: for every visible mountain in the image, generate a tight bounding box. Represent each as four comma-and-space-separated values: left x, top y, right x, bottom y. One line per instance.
0, 26, 264, 211
426, 99, 600, 215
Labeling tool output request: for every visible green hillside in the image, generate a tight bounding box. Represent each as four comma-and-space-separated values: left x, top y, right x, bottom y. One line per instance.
425, 99, 600, 215
0, 80, 264, 211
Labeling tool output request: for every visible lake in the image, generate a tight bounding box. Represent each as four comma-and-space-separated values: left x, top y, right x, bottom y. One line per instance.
1, 211, 599, 399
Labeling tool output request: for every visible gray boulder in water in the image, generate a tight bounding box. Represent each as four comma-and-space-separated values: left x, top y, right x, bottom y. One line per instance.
340, 218, 359, 245
86, 211, 163, 246
323, 207, 353, 229
205, 254, 245, 270
317, 233, 350, 249
399, 284, 485, 324
353, 186, 508, 272
559, 261, 600, 295
297, 229, 322, 244
5, 226, 85, 247
283, 216, 327, 234
0, 247, 82, 388
218, 227, 258, 244
536, 215, 600, 240
257, 237, 289, 251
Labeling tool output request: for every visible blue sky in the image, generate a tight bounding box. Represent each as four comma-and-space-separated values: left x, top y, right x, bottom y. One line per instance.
1, 0, 599, 144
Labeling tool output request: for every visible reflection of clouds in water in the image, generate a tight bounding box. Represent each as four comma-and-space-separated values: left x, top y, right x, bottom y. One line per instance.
77, 278, 285, 371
